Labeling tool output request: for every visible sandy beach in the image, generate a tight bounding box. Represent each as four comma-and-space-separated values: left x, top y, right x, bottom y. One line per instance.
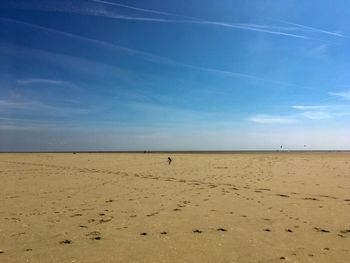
0, 152, 349, 262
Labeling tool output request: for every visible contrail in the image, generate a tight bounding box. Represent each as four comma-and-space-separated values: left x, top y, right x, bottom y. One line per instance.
0, 17, 314, 89
91, 0, 340, 39
91, 0, 194, 19
277, 19, 345, 38
1, 0, 314, 40
85, 11, 312, 40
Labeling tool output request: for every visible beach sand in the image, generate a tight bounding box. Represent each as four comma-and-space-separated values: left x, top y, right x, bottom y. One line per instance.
0, 152, 349, 262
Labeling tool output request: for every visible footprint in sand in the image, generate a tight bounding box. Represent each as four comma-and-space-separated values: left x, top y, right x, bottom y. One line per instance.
314, 227, 330, 233
71, 213, 82, 217
86, 231, 102, 240
99, 216, 113, 224
59, 239, 72, 244
146, 212, 159, 217
276, 194, 290, 198
339, 229, 350, 237
303, 197, 319, 201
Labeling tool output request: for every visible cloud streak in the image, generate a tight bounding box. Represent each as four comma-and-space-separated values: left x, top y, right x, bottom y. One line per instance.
329, 90, 350, 100
0, 17, 314, 89
16, 78, 78, 89
90, 0, 344, 39
91, 0, 190, 18
87, 4, 312, 40
277, 20, 345, 38
0, 99, 91, 116
301, 111, 330, 120
291, 105, 330, 110
2, 1, 335, 40
249, 115, 296, 124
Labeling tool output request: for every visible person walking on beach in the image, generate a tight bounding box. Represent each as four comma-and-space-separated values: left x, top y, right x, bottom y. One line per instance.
167, 157, 172, 165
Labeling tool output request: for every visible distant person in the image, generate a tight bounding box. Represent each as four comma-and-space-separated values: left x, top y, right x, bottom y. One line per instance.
167, 157, 172, 165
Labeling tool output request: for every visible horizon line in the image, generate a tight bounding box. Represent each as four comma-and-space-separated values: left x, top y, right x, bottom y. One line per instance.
1, 150, 349, 154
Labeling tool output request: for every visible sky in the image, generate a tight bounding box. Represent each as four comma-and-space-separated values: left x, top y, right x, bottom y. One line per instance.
0, 0, 350, 151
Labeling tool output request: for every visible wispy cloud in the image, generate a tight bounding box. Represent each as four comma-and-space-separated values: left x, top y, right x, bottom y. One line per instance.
91, 0, 189, 18
329, 90, 350, 100
3, 1, 334, 40
87, 5, 312, 40
301, 111, 330, 120
0, 99, 91, 116
249, 114, 296, 124
292, 102, 350, 120
307, 44, 329, 58
291, 105, 330, 110
16, 78, 78, 88
292, 104, 331, 120
277, 20, 345, 38
0, 17, 313, 89
90, 1, 344, 39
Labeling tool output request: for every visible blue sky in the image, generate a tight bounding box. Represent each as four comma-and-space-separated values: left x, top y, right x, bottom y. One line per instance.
1, 0, 350, 151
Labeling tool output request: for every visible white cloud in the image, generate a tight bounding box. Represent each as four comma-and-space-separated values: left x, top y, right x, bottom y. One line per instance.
291, 105, 330, 110
277, 20, 345, 38
3, 2, 341, 40
1, 18, 312, 89
90, 1, 344, 39
249, 115, 296, 124
307, 44, 328, 58
301, 111, 330, 120
329, 91, 350, 100
0, 99, 91, 116
16, 78, 78, 88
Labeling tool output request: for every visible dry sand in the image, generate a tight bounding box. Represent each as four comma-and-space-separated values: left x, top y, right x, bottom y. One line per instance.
0, 152, 349, 262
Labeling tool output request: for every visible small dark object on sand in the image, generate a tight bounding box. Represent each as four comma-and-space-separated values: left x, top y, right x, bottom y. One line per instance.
59, 239, 72, 244
193, 229, 203, 233
314, 227, 330, 233
217, 228, 227, 231
140, 232, 147, 236
168, 157, 172, 165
